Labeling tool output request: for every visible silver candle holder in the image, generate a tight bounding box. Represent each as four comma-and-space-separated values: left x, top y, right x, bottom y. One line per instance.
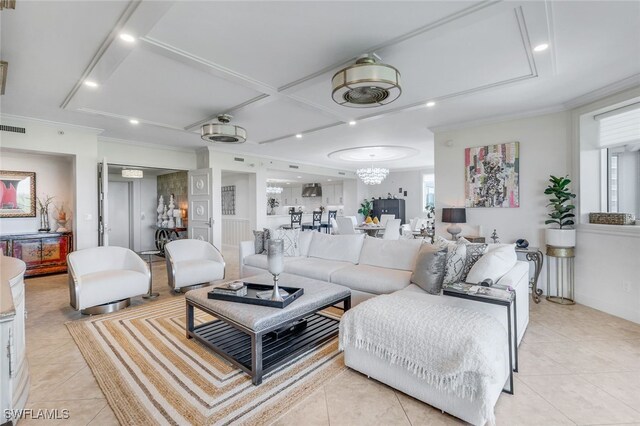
267, 239, 285, 302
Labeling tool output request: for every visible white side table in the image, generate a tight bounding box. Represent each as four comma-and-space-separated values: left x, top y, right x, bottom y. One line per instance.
139, 250, 161, 299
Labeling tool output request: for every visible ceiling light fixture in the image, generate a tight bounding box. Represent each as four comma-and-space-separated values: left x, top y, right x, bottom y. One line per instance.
348, 120, 357, 126
84, 80, 98, 88
357, 154, 389, 185
266, 185, 283, 194
533, 43, 549, 52
332, 55, 401, 108
119, 33, 136, 43
426, 101, 436, 107
122, 169, 143, 178
129, 119, 139, 125
201, 114, 247, 143
295, 133, 303, 139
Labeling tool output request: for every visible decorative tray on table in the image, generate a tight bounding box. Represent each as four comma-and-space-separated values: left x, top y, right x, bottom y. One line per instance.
208, 282, 304, 309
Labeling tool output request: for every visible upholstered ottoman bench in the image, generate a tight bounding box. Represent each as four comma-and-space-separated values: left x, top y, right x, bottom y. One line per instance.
340, 287, 511, 426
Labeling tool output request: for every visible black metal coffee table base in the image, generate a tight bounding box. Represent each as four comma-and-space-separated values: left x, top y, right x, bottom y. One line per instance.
186, 296, 350, 385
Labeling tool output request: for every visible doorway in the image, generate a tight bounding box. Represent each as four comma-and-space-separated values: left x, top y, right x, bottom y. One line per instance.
108, 181, 133, 249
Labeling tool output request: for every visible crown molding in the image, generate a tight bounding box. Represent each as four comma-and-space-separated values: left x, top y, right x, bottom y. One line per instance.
0, 114, 105, 134
430, 104, 567, 134
98, 136, 197, 154
563, 74, 640, 109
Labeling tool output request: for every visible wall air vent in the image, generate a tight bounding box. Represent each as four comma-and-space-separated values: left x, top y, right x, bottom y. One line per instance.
338, 172, 346, 176
0, 125, 25, 134
234, 157, 245, 162
288, 165, 299, 169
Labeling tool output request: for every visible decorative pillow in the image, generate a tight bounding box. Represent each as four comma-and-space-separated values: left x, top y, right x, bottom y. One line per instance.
253, 230, 265, 254
410, 244, 448, 294
269, 228, 300, 257
466, 243, 517, 284
298, 230, 314, 257
440, 240, 467, 285
458, 237, 488, 282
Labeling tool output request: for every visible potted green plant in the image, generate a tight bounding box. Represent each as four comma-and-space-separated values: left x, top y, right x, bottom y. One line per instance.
544, 175, 576, 247
357, 199, 372, 222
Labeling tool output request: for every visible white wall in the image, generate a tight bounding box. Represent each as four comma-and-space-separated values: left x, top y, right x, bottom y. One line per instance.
434, 111, 571, 247
98, 139, 197, 171
0, 150, 74, 234
0, 116, 100, 249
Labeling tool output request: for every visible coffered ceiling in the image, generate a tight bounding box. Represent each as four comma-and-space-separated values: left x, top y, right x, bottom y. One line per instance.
1, 1, 639, 170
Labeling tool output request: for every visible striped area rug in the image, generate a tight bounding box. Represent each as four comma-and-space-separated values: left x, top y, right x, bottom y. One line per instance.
66, 297, 346, 425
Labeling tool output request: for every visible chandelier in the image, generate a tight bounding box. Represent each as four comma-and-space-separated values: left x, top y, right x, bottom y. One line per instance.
356, 165, 389, 185
266, 185, 283, 194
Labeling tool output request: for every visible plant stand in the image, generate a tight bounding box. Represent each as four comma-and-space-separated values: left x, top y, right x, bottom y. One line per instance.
545, 245, 575, 305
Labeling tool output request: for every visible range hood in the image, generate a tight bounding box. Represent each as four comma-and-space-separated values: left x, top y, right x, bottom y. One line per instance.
301, 183, 322, 197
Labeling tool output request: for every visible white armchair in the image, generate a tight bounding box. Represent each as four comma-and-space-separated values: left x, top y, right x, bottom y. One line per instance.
165, 239, 225, 292
68, 246, 150, 315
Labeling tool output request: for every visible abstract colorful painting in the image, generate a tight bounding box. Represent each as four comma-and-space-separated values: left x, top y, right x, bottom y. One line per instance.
465, 142, 519, 208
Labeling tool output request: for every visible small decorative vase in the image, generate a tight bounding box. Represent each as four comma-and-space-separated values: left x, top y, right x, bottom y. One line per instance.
38, 207, 50, 232
267, 239, 285, 302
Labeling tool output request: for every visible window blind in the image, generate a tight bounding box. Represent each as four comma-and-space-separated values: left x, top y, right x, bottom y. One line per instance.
598, 106, 640, 148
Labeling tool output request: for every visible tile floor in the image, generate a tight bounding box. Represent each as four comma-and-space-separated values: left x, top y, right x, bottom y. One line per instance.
20, 248, 640, 425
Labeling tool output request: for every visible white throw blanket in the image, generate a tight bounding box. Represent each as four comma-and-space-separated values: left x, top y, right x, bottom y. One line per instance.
339, 292, 507, 424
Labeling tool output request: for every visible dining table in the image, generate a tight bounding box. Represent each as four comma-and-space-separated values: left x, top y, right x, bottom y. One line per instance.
301, 222, 332, 233
354, 224, 385, 237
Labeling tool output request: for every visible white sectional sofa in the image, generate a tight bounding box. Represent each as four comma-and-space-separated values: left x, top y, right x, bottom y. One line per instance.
239, 231, 529, 343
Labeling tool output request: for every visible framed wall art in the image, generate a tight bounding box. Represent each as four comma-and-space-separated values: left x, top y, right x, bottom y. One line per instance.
0, 170, 36, 217
221, 185, 236, 215
465, 142, 519, 208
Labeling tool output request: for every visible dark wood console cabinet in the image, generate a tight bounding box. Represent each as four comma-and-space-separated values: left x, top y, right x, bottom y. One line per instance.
0, 232, 73, 277
372, 199, 406, 224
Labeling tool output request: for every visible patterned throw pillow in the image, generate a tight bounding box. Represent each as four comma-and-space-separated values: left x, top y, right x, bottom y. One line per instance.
269, 228, 300, 257
253, 230, 264, 254
262, 228, 271, 254
458, 237, 489, 282
434, 237, 468, 285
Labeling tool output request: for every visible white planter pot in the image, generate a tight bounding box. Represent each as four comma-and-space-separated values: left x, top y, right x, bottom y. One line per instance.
545, 228, 576, 248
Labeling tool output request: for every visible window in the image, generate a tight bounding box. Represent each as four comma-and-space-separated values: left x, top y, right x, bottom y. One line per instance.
423, 174, 434, 211
598, 104, 640, 218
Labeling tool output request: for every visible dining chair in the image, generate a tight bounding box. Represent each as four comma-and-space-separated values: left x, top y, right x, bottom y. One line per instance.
380, 214, 395, 227
327, 210, 338, 233
336, 217, 357, 234
382, 219, 402, 240
304, 211, 322, 232
282, 211, 303, 229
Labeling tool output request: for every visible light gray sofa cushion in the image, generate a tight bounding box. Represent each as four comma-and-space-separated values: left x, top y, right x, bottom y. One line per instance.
243, 254, 302, 270
359, 237, 423, 271
331, 264, 412, 295
307, 232, 365, 264
298, 230, 314, 257
284, 258, 353, 282
410, 244, 447, 294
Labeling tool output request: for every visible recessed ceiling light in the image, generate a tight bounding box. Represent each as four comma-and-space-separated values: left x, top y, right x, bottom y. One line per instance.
129, 119, 139, 125
327, 179, 332, 181
295, 134, 303, 139
426, 101, 436, 107
286, 182, 291, 185
84, 80, 98, 88
533, 43, 549, 52
119, 33, 136, 43
348, 121, 357, 126
296, 176, 302, 179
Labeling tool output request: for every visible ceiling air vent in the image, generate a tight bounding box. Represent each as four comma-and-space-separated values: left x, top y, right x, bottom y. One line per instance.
0, 125, 25, 134
234, 157, 245, 162
288, 165, 299, 169
338, 172, 346, 176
